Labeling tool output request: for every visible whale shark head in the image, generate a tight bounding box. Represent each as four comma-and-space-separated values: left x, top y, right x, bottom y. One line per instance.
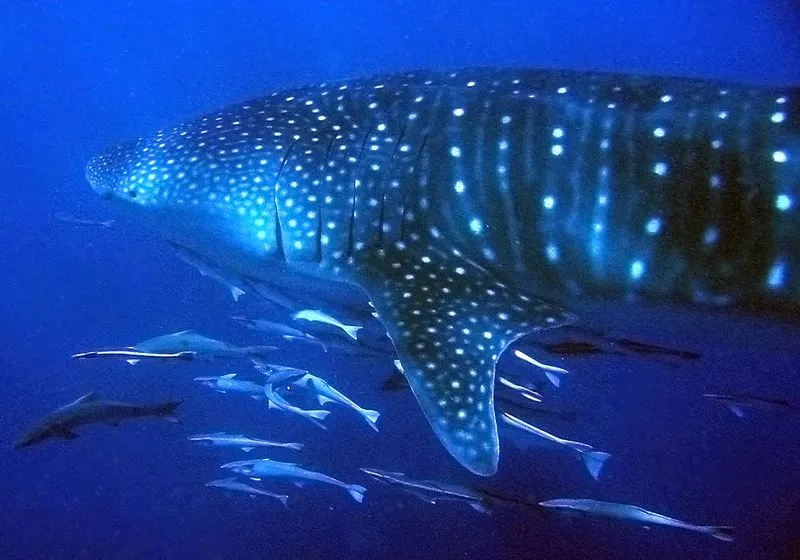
86, 138, 162, 207
85, 113, 291, 271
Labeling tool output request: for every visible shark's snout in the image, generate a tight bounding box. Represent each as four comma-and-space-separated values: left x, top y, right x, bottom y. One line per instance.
85, 139, 156, 205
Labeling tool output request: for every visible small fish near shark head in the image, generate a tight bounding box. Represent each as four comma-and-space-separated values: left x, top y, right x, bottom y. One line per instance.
87, 69, 798, 475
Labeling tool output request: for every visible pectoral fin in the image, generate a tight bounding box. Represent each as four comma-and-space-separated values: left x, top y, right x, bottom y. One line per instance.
727, 403, 745, 418
351, 243, 574, 476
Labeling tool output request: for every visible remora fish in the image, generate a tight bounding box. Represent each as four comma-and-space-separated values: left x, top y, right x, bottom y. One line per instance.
360, 467, 495, 513
539, 498, 734, 542
127, 330, 276, 365
194, 373, 265, 397
251, 360, 332, 426
13, 392, 181, 448
288, 372, 381, 431
500, 411, 611, 480
703, 392, 796, 417
221, 458, 367, 503
168, 240, 247, 301
292, 309, 363, 342
360, 467, 543, 514
71, 349, 195, 361
189, 432, 303, 452
205, 477, 289, 506
54, 213, 115, 228
86, 69, 798, 475
230, 316, 327, 350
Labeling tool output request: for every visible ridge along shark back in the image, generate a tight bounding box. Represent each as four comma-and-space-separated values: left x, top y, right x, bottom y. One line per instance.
86, 69, 798, 476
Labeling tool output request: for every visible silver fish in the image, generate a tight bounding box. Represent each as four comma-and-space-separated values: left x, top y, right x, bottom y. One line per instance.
205, 477, 288, 506
222, 459, 366, 503
360, 468, 494, 513
127, 330, 275, 365
194, 373, 265, 397
292, 309, 362, 342
54, 213, 115, 228
169, 240, 246, 301
704, 392, 796, 418
500, 411, 611, 480
539, 498, 734, 542
189, 432, 303, 452
71, 349, 195, 361
230, 316, 327, 350
251, 360, 332, 427
289, 372, 380, 431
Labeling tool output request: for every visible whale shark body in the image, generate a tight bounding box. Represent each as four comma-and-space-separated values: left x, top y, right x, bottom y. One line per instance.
86, 69, 798, 475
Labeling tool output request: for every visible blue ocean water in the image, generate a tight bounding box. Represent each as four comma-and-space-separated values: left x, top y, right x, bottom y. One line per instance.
1, 1, 799, 559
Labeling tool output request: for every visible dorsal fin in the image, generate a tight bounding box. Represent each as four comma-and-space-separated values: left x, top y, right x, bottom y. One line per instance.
350, 242, 574, 475
64, 392, 100, 408
220, 373, 237, 379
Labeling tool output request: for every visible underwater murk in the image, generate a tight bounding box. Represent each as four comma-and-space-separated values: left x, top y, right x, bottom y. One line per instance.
1, 2, 798, 559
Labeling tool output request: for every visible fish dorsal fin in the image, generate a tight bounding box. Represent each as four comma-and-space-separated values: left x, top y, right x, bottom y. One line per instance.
68, 392, 100, 407
220, 373, 237, 379
350, 242, 575, 476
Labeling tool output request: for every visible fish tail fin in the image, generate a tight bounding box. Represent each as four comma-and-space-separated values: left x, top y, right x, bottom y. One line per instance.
543, 370, 561, 388
307, 409, 331, 421
362, 408, 381, 431
347, 484, 367, 503
727, 404, 745, 418
343, 325, 362, 342
580, 450, 612, 480
278, 495, 290, 508
126, 359, 140, 366
230, 286, 246, 302
513, 349, 566, 387
704, 525, 735, 542
286, 442, 304, 451
152, 400, 182, 423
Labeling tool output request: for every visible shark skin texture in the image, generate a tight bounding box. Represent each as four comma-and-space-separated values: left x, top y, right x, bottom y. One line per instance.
85, 68, 798, 475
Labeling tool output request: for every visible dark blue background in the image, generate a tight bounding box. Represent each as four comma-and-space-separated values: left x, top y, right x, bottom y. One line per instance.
1, 1, 799, 559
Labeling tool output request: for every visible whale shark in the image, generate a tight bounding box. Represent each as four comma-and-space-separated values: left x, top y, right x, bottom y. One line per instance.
85, 69, 798, 475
